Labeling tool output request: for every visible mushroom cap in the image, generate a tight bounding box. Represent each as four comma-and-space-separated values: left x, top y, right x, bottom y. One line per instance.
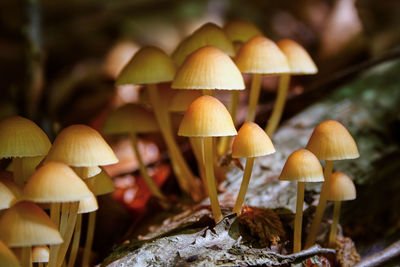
277, 39, 317, 75
172, 23, 235, 66
279, 149, 324, 182
102, 41, 139, 80
45, 124, 118, 167
168, 90, 202, 113
78, 193, 98, 214
327, 171, 356, 201
232, 122, 275, 158
0, 181, 16, 210
235, 36, 290, 74
116, 46, 176, 86
0, 201, 63, 247
85, 170, 114, 196
32, 246, 49, 263
223, 19, 263, 43
306, 120, 359, 160
0, 175, 22, 200
172, 46, 245, 90
0, 241, 20, 267
72, 166, 102, 179
103, 104, 159, 135
0, 116, 51, 158
23, 162, 93, 203
178, 95, 237, 137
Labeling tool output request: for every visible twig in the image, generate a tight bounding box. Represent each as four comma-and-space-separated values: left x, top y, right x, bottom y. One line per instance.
354, 240, 400, 267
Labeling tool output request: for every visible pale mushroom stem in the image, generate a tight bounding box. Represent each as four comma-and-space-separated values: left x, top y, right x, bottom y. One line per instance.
294, 181, 305, 253
67, 214, 82, 267
246, 73, 262, 122
49, 203, 61, 267
57, 202, 79, 266
328, 200, 341, 247
189, 137, 207, 194
217, 91, 239, 156
305, 160, 334, 248
12, 157, 24, 187
232, 157, 255, 214
265, 74, 291, 136
202, 90, 213, 96
82, 211, 96, 267
49, 203, 69, 267
204, 137, 222, 223
21, 246, 32, 267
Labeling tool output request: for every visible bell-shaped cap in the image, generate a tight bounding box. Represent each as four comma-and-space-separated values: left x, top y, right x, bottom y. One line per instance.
279, 149, 324, 182
327, 171, 356, 201
178, 95, 237, 137
0, 241, 20, 267
102, 41, 139, 80
232, 122, 275, 158
235, 36, 290, 74
73, 166, 102, 179
168, 90, 202, 113
172, 23, 235, 66
277, 39, 317, 75
116, 46, 176, 86
0, 116, 51, 158
306, 120, 359, 160
45, 124, 118, 167
223, 19, 263, 43
23, 162, 93, 203
0, 173, 22, 199
0, 201, 63, 247
172, 46, 245, 90
78, 193, 98, 214
32, 246, 49, 263
85, 170, 114, 196
103, 104, 159, 135
0, 181, 16, 210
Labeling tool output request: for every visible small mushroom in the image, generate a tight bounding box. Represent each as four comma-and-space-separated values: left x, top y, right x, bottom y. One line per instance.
32, 245, 49, 267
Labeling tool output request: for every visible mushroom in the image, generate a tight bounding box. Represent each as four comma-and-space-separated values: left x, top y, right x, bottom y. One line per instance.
279, 149, 324, 253
179, 95, 237, 223
231, 122, 275, 214
0, 240, 20, 267
326, 171, 356, 247
305, 120, 359, 248
32, 246, 49, 267
0, 181, 17, 211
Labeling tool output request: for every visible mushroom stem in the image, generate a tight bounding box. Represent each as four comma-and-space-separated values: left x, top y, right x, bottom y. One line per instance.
204, 137, 222, 223
218, 91, 239, 156
22, 246, 32, 267
233, 157, 255, 214
305, 160, 334, 248
265, 74, 291, 136
329, 200, 341, 247
49, 203, 68, 267
294, 181, 305, 253
131, 134, 167, 201
67, 213, 82, 267
82, 211, 96, 267
246, 73, 262, 122
49, 203, 60, 267
202, 90, 213, 96
189, 137, 207, 194
57, 202, 79, 266
12, 157, 24, 187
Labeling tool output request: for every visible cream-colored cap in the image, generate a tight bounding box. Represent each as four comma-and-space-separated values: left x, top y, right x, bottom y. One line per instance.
32, 246, 49, 263
85, 170, 114, 196
172, 46, 245, 90
277, 39, 317, 75
45, 124, 118, 167
0, 241, 20, 267
0, 181, 16, 210
0, 175, 22, 199
235, 36, 290, 74
178, 95, 237, 137
306, 120, 359, 160
168, 90, 202, 113
78, 193, 98, 214
223, 19, 262, 43
279, 149, 324, 182
72, 166, 102, 179
327, 171, 356, 201
0, 116, 51, 158
116, 46, 176, 86
232, 122, 275, 158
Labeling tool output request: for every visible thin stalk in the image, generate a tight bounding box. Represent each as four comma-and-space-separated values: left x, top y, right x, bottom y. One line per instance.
189, 137, 207, 194
217, 91, 239, 156
204, 137, 222, 223
305, 160, 334, 248
38, 263, 43, 267
67, 214, 82, 267
202, 90, 213, 96
328, 201, 341, 247
232, 157, 255, 214
246, 73, 263, 122
265, 74, 291, 136
22, 246, 32, 267
82, 212, 96, 267
49, 203, 60, 267
294, 182, 305, 253
57, 202, 79, 266
12, 157, 24, 187
49, 203, 69, 267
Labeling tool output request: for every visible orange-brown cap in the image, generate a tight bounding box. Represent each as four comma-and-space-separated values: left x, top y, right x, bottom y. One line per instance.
279, 149, 324, 182
172, 23, 235, 66
327, 171, 356, 201
168, 90, 202, 113
116, 46, 176, 86
172, 46, 245, 90
0, 181, 16, 210
306, 120, 359, 160
45, 125, 118, 167
78, 193, 98, 214
0, 116, 51, 158
0, 201, 63, 247
178, 95, 237, 137
85, 170, 114, 196
0, 241, 20, 267
223, 19, 263, 43
23, 162, 93, 203
232, 122, 275, 158
235, 36, 290, 74
277, 39, 317, 75
32, 246, 49, 263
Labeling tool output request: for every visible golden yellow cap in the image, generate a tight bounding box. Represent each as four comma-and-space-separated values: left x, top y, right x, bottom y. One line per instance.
0, 241, 20, 267
73, 166, 102, 179
168, 90, 202, 113
78, 193, 98, 214
223, 19, 263, 43
172, 23, 235, 66
279, 149, 324, 182
23, 162, 93, 203
85, 170, 114, 196
116, 46, 176, 86
327, 171, 356, 201
178, 95, 237, 137
0, 116, 51, 158
0, 181, 16, 210
0, 201, 63, 247
45, 124, 118, 167
232, 122, 275, 158
172, 46, 245, 90
32, 246, 49, 263
277, 39, 317, 75
306, 120, 359, 160
235, 36, 290, 74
